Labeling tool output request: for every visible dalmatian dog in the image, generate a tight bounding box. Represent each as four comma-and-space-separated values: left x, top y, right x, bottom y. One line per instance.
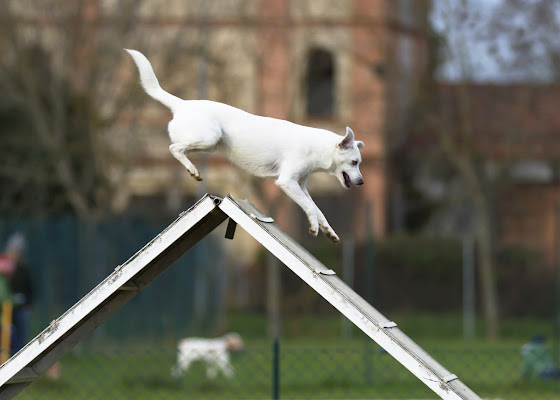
171, 332, 244, 379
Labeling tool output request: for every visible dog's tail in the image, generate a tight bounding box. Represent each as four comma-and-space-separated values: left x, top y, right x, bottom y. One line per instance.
125, 49, 182, 111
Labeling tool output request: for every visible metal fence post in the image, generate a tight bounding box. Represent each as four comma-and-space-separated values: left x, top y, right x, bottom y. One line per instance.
363, 201, 374, 384
554, 205, 560, 365
341, 236, 355, 339
463, 235, 475, 339
272, 337, 280, 400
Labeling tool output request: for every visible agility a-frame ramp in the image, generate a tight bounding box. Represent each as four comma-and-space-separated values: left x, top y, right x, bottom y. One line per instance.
0, 194, 482, 400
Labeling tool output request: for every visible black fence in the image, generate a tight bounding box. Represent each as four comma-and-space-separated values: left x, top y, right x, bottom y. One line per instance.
0, 216, 225, 342
12, 341, 560, 400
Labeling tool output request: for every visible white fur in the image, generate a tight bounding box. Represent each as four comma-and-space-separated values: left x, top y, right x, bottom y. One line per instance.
171, 333, 244, 379
126, 49, 365, 242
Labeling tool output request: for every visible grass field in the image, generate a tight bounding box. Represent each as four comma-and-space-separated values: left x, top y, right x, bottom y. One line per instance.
12, 313, 560, 399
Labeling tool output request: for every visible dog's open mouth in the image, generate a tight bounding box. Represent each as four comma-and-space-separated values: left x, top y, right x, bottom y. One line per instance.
342, 172, 351, 188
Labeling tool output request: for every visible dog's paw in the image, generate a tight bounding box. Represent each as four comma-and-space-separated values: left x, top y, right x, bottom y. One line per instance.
326, 231, 340, 243
322, 227, 340, 243
319, 224, 340, 243
307, 217, 319, 237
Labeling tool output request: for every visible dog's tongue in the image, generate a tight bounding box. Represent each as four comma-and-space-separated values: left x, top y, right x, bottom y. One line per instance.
343, 172, 351, 188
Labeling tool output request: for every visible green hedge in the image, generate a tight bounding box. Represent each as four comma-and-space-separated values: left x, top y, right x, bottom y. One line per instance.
248, 234, 555, 318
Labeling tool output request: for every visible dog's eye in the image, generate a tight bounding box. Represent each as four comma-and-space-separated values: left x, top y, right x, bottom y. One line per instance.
351, 160, 358, 166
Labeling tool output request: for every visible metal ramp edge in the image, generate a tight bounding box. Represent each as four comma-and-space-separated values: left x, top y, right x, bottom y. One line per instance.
0, 194, 483, 400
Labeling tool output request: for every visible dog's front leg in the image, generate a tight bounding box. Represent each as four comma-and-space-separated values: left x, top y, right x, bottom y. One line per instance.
301, 184, 340, 243
217, 355, 235, 378
275, 178, 319, 236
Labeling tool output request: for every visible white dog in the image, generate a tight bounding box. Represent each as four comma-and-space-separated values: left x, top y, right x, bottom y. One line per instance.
126, 49, 365, 242
171, 333, 244, 379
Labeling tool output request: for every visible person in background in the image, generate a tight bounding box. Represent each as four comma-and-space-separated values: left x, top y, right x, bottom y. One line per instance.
521, 335, 560, 380
0, 250, 15, 363
1, 233, 60, 379
2, 233, 33, 355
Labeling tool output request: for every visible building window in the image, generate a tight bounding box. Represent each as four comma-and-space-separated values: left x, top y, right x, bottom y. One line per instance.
305, 48, 335, 117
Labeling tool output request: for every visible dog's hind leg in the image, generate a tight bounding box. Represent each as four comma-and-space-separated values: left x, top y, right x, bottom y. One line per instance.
169, 143, 204, 181
168, 124, 221, 181
206, 363, 218, 379
171, 351, 192, 378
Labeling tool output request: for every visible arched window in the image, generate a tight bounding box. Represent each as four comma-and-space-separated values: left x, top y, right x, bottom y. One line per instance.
305, 48, 335, 117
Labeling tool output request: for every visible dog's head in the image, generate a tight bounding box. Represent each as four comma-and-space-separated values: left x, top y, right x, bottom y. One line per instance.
332, 127, 364, 189
223, 332, 244, 352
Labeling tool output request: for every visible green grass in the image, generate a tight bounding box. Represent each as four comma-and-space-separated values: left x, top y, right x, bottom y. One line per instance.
13, 313, 560, 399
16, 343, 560, 399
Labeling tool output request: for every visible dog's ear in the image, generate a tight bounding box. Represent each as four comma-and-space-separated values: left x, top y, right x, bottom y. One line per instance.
356, 141, 364, 149
339, 127, 355, 150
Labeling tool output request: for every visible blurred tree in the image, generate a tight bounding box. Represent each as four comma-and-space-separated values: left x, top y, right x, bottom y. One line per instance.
424, 0, 560, 339
0, 46, 114, 217
408, 0, 502, 339
484, 0, 560, 82
0, 1, 142, 218
434, 0, 560, 83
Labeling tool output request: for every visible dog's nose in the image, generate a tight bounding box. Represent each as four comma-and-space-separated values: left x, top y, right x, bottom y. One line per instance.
356, 178, 364, 185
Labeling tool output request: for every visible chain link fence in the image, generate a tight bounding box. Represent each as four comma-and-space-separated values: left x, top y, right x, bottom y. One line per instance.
12, 341, 560, 400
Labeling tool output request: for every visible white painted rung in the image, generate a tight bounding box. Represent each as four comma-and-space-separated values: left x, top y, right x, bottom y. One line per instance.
249, 212, 274, 223
443, 374, 458, 383
318, 269, 336, 275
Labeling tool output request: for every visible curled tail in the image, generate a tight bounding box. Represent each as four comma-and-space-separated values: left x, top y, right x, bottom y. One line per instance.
125, 49, 182, 111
